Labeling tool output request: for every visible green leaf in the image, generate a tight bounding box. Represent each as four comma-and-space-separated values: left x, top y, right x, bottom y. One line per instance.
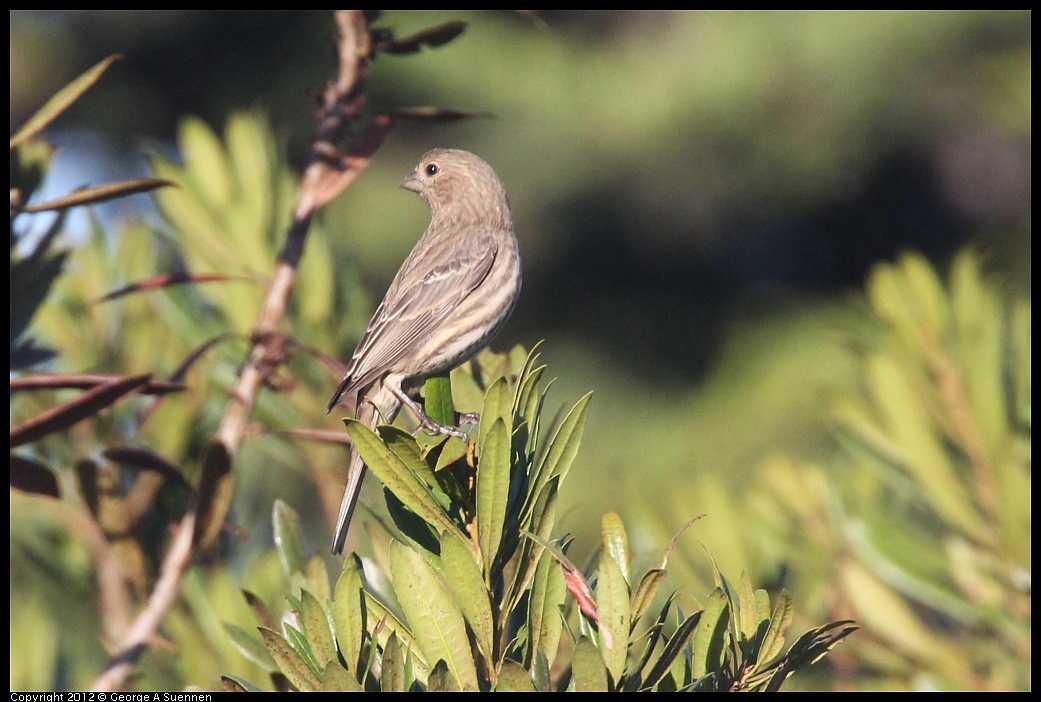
304, 556, 331, 604
440, 533, 494, 660
423, 375, 455, 427
570, 636, 609, 691
379, 425, 441, 490
192, 438, 233, 550
363, 592, 428, 677
528, 392, 592, 518
223, 622, 276, 671
691, 588, 729, 680
629, 569, 666, 629
283, 623, 322, 677
601, 512, 631, 586
346, 419, 459, 537
243, 590, 276, 630
526, 547, 567, 670
478, 377, 513, 448
477, 417, 511, 574
332, 554, 366, 677
272, 499, 309, 578
425, 660, 459, 691
322, 660, 362, 692
390, 541, 479, 691
596, 542, 631, 686
757, 589, 794, 667
494, 659, 537, 691
867, 352, 984, 539
381, 633, 408, 692
300, 590, 336, 671
11, 54, 122, 148
736, 572, 757, 642
259, 627, 321, 692
220, 675, 265, 692
642, 610, 702, 690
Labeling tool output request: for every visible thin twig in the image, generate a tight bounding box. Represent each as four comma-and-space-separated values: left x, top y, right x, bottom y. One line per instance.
91, 513, 195, 692
88, 13, 394, 689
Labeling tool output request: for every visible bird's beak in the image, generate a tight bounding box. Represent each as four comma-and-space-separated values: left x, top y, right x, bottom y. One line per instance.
400, 170, 423, 193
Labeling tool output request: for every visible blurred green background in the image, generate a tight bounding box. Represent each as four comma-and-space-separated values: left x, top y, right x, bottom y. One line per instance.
10, 10, 1030, 691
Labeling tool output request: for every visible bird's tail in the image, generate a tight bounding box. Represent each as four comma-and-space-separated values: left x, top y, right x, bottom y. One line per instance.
331, 398, 378, 555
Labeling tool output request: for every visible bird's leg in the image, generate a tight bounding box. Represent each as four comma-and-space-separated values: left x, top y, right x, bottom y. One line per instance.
457, 412, 481, 425
390, 385, 470, 440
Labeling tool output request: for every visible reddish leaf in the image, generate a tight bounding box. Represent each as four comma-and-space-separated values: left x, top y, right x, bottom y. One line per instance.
11, 373, 184, 396
379, 21, 467, 55
102, 446, 191, 489
97, 272, 254, 303
10, 453, 59, 497
21, 178, 172, 214
564, 563, 599, 623
10, 374, 153, 448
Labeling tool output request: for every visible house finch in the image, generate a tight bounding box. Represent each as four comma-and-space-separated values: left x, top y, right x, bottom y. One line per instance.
328, 148, 522, 555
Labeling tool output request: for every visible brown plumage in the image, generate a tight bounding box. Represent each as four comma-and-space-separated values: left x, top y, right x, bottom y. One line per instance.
328, 148, 522, 555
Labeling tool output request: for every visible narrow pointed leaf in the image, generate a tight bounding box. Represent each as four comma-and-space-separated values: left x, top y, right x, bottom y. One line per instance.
478, 377, 513, 449
22, 178, 172, 213
11, 54, 122, 148
423, 375, 454, 427
223, 622, 276, 671
363, 592, 428, 677
272, 499, 308, 577
381, 21, 468, 54
332, 554, 366, 676
426, 660, 458, 691
691, 588, 729, 680
529, 392, 592, 514
737, 571, 759, 644
758, 589, 793, 667
494, 659, 537, 691
570, 636, 609, 692
322, 660, 362, 691
601, 512, 631, 585
220, 675, 264, 692
390, 542, 479, 691
597, 549, 630, 685
283, 623, 321, 677
379, 425, 440, 493
381, 633, 407, 692
477, 418, 511, 573
527, 548, 567, 670
258, 627, 320, 692
643, 610, 702, 689
9, 373, 152, 448
300, 590, 336, 669
629, 569, 666, 628
440, 533, 494, 660
346, 420, 458, 536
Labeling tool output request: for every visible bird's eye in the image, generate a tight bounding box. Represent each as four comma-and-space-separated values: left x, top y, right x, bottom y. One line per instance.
425, 163, 439, 176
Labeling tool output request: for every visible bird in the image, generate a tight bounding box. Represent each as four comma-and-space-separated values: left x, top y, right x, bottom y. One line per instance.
328, 148, 522, 555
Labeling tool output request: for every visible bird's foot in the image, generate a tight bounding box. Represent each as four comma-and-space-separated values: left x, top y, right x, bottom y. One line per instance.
392, 384, 471, 441
415, 414, 470, 441
458, 412, 480, 425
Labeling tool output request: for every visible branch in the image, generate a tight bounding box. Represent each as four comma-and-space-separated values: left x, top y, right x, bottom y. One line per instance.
88, 13, 395, 689
91, 513, 195, 692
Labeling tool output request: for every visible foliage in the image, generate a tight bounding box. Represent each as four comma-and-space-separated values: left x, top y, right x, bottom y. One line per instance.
11, 12, 1025, 694
229, 347, 854, 691
749, 250, 1030, 690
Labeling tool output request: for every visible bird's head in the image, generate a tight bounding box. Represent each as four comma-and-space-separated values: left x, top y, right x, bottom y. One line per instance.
401, 148, 511, 224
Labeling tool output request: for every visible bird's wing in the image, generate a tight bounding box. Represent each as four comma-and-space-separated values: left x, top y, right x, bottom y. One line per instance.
328, 226, 498, 409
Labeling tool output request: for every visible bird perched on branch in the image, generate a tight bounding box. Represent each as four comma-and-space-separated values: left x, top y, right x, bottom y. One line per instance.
328, 148, 522, 555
